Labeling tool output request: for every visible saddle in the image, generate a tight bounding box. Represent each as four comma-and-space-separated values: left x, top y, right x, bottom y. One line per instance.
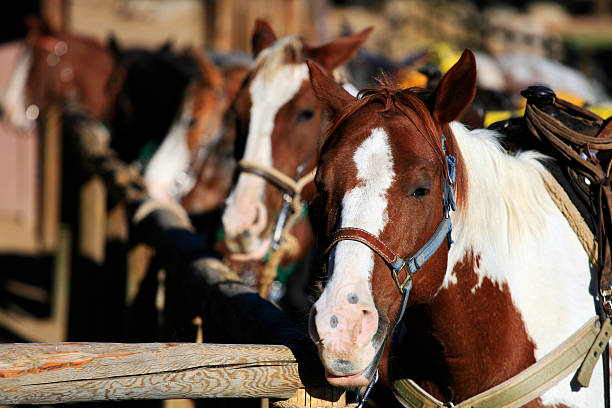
490, 86, 612, 314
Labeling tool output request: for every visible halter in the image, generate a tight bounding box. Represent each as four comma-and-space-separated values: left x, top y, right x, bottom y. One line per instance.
237, 159, 315, 250
324, 136, 456, 298
322, 134, 457, 408
234, 158, 316, 297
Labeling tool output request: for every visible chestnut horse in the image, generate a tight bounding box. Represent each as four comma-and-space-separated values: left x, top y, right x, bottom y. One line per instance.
142, 51, 249, 205
307, 50, 605, 407
221, 20, 372, 305
1, 18, 114, 130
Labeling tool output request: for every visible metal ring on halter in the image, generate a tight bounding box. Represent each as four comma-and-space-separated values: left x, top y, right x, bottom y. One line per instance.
355, 369, 379, 408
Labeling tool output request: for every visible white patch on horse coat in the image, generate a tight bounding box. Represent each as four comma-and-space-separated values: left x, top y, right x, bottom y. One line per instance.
446, 121, 601, 407
2, 45, 33, 130
222, 62, 309, 236
319, 127, 395, 312
143, 96, 192, 202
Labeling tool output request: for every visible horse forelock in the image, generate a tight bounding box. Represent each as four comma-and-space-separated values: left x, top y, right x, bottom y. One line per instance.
254, 35, 305, 82
320, 85, 467, 209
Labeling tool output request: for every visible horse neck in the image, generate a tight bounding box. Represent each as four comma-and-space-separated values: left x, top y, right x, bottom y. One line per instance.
395, 122, 595, 402
68, 38, 114, 120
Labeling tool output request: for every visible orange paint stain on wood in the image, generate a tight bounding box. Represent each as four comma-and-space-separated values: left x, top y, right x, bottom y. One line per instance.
0, 352, 135, 379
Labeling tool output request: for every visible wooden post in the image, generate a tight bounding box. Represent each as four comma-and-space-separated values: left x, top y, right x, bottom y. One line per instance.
78, 176, 106, 264
40, 104, 62, 251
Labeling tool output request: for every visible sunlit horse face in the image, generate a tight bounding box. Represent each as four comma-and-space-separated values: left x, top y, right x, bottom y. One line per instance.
143, 51, 236, 204
306, 52, 474, 387
221, 20, 372, 258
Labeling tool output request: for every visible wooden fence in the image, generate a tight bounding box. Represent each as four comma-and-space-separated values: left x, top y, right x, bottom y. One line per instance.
0, 112, 346, 406
0, 343, 345, 405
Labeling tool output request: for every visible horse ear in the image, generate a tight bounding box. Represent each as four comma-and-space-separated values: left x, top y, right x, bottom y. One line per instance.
194, 51, 224, 90
107, 34, 122, 59
307, 60, 355, 117
24, 14, 53, 35
429, 48, 477, 125
158, 40, 173, 54
252, 19, 277, 58
304, 26, 373, 72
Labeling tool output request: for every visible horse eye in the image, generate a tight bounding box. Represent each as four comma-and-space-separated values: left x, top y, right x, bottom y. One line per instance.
411, 187, 429, 198
296, 109, 314, 123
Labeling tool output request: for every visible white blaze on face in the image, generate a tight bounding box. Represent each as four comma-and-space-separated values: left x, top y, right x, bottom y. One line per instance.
2, 45, 34, 130
222, 63, 309, 238
313, 127, 395, 371
143, 96, 193, 203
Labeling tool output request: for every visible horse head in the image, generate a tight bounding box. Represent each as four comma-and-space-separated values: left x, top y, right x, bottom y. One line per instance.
179, 54, 251, 213
306, 50, 475, 388
2, 16, 114, 130
221, 19, 373, 262
26, 17, 114, 119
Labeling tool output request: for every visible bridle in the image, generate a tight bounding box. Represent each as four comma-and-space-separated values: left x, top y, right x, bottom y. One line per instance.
322, 133, 457, 407
324, 135, 456, 298
237, 159, 316, 250
233, 157, 316, 297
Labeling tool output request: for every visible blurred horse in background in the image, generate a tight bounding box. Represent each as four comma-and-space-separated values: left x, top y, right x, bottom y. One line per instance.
106, 38, 199, 166
1, 16, 115, 130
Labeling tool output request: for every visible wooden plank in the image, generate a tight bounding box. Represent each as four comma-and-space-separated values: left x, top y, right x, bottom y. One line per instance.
0, 310, 63, 343
40, 104, 62, 251
41, 0, 66, 32
0, 343, 302, 404
50, 225, 71, 339
78, 176, 106, 264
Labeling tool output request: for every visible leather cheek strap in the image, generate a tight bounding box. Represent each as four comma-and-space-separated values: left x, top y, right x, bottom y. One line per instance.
325, 227, 401, 266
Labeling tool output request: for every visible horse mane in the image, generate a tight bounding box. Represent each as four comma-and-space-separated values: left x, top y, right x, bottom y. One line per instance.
253, 35, 305, 81
321, 80, 467, 207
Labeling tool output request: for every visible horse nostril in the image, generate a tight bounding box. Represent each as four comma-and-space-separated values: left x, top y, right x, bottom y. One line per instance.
253, 205, 260, 225
347, 292, 359, 304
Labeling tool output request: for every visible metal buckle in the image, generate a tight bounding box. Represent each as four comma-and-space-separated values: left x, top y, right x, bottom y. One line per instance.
271, 193, 294, 251
391, 263, 412, 295
355, 369, 379, 408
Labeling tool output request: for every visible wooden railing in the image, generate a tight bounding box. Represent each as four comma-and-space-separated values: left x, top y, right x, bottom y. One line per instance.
0, 112, 346, 406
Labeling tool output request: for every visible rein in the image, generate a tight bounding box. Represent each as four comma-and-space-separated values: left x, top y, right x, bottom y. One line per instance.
235, 158, 316, 297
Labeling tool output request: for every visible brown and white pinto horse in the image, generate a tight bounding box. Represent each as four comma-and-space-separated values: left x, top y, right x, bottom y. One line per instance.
221, 20, 372, 298
307, 50, 604, 406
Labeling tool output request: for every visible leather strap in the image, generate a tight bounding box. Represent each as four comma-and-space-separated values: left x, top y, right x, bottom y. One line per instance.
326, 227, 400, 266
238, 159, 315, 197
392, 316, 602, 408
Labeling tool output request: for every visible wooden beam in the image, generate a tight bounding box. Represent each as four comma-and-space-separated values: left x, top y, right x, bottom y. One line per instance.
0, 343, 302, 404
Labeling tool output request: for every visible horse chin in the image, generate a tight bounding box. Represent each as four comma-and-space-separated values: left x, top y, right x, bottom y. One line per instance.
227, 237, 271, 261
325, 369, 371, 388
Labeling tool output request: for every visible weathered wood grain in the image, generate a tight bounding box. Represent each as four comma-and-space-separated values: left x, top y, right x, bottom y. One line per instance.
0, 343, 303, 404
